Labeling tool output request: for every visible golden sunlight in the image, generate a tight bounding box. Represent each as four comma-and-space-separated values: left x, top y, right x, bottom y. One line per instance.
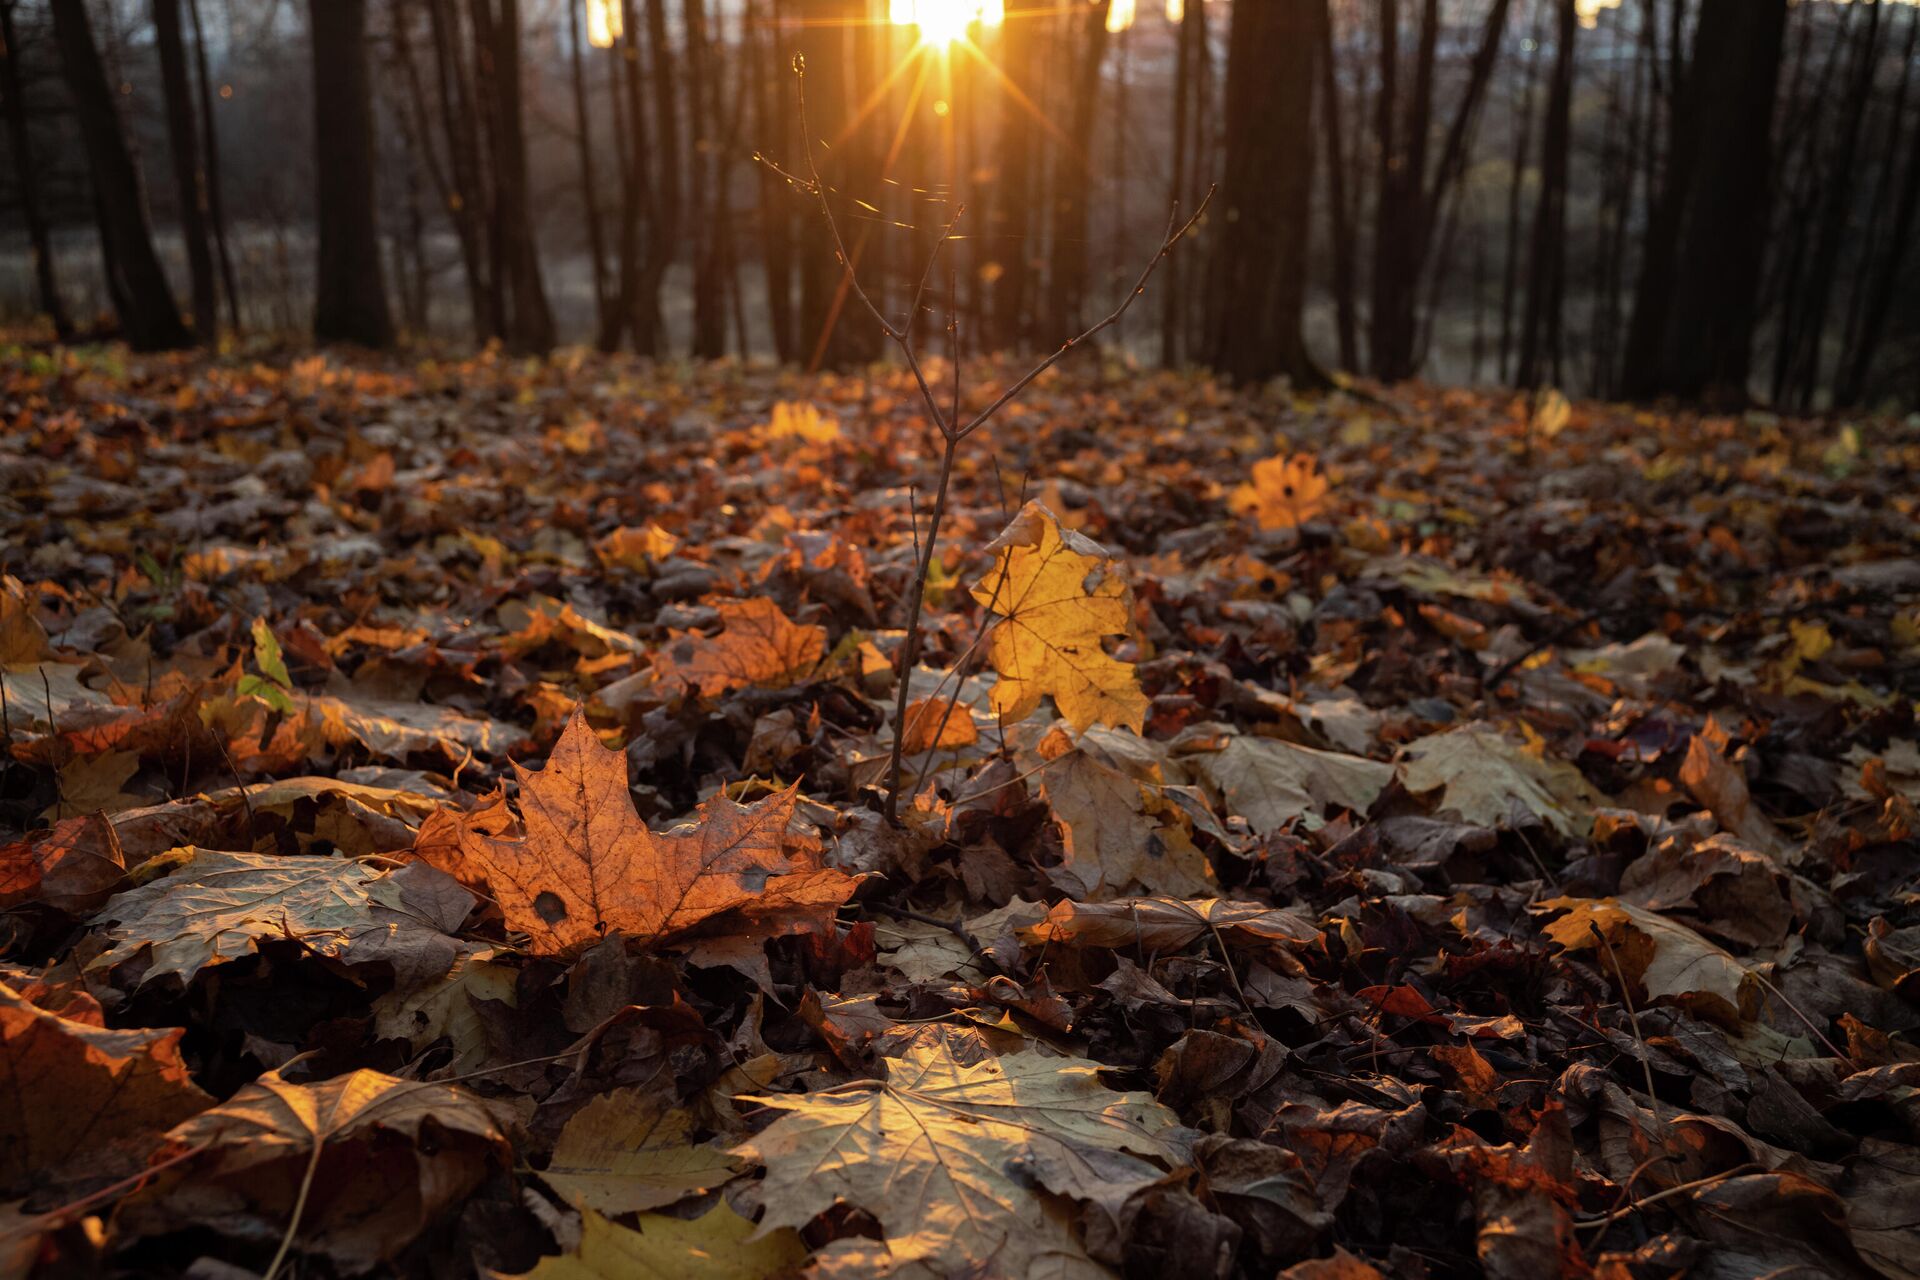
585, 0, 621, 48
890, 0, 1004, 48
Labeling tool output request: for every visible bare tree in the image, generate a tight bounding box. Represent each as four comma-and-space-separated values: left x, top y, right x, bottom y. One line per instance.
50, 0, 190, 350
309, 0, 395, 347
1516, 0, 1574, 390
1208, 0, 1322, 387
0, 0, 71, 339
153, 0, 216, 340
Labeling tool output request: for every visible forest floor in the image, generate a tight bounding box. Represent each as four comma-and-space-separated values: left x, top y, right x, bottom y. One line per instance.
2, 343, 1919, 1280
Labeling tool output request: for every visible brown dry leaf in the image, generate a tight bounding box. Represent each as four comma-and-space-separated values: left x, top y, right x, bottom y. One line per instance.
0, 811, 128, 915
1022, 896, 1321, 953
1230, 453, 1332, 530
1399, 723, 1603, 836
971, 501, 1146, 733
651, 596, 826, 698
736, 1039, 1177, 1276
1191, 733, 1393, 834
1679, 727, 1795, 863
1539, 896, 1757, 1024
86, 848, 464, 987
1, 980, 212, 1195
0, 574, 51, 665
898, 695, 981, 754
1617, 832, 1794, 949
538, 1085, 743, 1214
120, 1068, 508, 1272
594, 523, 680, 570
503, 1202, 806, 1280
1043, 729, 1216, 898
440, 709, 854, 955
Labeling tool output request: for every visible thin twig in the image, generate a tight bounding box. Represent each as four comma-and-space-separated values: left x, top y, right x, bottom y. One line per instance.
760, 57, 1212, 824
1590, 921, 1662, 1118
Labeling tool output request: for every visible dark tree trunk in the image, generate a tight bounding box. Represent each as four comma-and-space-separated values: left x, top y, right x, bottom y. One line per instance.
1621, 0, 1787, 404
0, 0, 71, 339
1047, 1, 1108, 337
472, 0, 553, 353
1836, 7, 1917, 404
428, 0, 497, 340
186, 0, 239, 328
1838, 43, 1920, 405
308, 0, 394, 347
567, 0, 613, 344
686, 0, 725, 358
1370, 0, 1509, 381
637, 0, 682, 356
1499, 0, 1546, 383
1781, 0, 1881, 409
50, 0, 189, 350
1516, 0, 1574, 390
152, 0, 216, 340
990, 0, 1042, 353
1161, 0, 1198, 365
795, 0, 880, 371
1317, 0, 1358, 373
751, 0, 795, 361
1207, 0, 1322, 387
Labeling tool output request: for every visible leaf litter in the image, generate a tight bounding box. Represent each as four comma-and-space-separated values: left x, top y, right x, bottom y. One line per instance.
0, 347, 1917, 1277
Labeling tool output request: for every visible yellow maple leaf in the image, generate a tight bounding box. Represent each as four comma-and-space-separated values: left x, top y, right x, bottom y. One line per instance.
970, 502, 1145, 733
1230, 452, 1332, 530
762, 400, 840, 444
651, 597, 826, 699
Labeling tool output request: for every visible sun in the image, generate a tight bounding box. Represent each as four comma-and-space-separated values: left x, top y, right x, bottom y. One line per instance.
891, 0, 1003, 48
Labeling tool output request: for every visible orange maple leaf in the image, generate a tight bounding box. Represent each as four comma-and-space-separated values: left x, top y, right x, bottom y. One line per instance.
651, 597, 827, 699
1230, 453, 1331, 530
437, 710, 853, 954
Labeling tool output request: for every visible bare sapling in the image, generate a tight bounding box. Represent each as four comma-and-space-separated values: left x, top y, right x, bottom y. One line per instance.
758, 55, 1213, 825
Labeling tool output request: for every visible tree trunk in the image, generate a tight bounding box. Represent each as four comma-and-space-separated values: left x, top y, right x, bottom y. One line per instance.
686, 0, 725, 358
795, 0, 880, 371
567, 0, 613, 344
1499, 0, 1545, 384
308, 0, 394, 347
1208, 0, 1322, 387
1317, 0, 1359, 373
152, 0, 216, 340
50, 0, 189, 350
428, 0, 497, 340
186, 0, 239, 328
990, 0, 1041, 353
1516, 0, 1574, 390
472, 0, 554, 354
751, 0, 795, 361
0, 0, 72, 339
1047, 1, 1108, 338
1781, 0, 1881, 409
1621, 0, 1787, 404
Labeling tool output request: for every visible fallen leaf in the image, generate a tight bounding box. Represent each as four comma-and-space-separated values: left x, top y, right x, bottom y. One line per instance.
1, 980, 211, 1195
438, 709, 854, 954
1192, 733, 1393, 833
971, 501, 1146, 733
503, 1202, 805, 1280
1044, 728, 1216, 897
651, 596, 827, 698
1400, 723, 1603, 836
87, 848, 462, 986
736, 1039, 1177, 1276
538, 1086, 742, 1214
1231, 453, 1332, 530
119, 1068, 508, 1271
1539, 896, 1756, 1024
1022, 896, 1320, 953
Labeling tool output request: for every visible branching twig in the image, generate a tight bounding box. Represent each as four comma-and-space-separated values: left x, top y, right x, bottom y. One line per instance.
759, 55, 1214, 823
